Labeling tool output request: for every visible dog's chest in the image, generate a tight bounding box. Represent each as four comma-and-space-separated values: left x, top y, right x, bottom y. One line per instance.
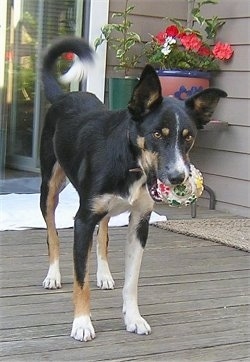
91, 175, 151, 217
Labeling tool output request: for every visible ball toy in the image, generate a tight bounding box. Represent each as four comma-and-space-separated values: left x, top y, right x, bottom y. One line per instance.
157, 164, 204, 207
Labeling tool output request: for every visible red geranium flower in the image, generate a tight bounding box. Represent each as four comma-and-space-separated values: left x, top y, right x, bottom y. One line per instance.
198, 45, 211, 57
154, 31, 167, 45
212, 42, 234, 60
146, 6, 234, 72
165, 25, 179, 37
180, 33, 202, 51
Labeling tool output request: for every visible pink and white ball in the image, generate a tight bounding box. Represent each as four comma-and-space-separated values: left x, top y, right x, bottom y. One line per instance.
154, 164, 204, 207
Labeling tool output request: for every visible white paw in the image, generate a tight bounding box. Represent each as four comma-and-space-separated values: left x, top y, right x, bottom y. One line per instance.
124, 313, 151, 335
43, 261, 61, 289
97, 271, 115, 290
70, 316, 95, 342
43, 275, 61, 289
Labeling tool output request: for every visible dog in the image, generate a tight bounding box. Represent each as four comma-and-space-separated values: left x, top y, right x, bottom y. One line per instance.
40, 37, 227, 342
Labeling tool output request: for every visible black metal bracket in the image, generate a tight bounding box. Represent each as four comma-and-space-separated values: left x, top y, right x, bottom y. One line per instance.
191, 184, 216, 218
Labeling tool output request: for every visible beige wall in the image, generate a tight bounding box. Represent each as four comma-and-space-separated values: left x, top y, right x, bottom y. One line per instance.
107, 0, 250, 217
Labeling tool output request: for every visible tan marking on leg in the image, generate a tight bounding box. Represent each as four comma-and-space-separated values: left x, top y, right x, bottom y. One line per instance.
97, 217, 109, 260
71, 253, 95, 340
96, 216, 115, 289
73, 260, 90, 317
45, 162, 66, 264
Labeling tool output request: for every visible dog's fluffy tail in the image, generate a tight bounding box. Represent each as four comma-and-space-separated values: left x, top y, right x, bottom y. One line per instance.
42, 37, 94, 104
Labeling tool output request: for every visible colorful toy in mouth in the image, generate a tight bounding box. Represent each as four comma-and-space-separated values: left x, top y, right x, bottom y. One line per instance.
156, 164, 204, 207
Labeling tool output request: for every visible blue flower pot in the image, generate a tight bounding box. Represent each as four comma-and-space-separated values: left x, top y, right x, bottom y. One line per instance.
156, 70, 211, 100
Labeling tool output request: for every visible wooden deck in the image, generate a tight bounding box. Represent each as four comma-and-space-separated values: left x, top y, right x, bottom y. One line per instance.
1, 206, 250, 361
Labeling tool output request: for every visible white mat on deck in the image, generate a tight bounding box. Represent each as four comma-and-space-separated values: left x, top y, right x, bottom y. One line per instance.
0, 183, 166, 231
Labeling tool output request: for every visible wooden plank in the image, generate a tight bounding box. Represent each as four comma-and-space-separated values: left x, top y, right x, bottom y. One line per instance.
112, 342, 250, 362
2, 263, 249, 287
194, 125, 250, 153
198, 174, 250, 208
110, 0, 250, 20
191, 149, 250, 180
2, 270, 249, 304
110, 0, 187, 19
1, 211, 250, 361
0, 318, 249, 359
1, 229, 246, 255
212, 72, 250, 99
1, 304, 249, 341
215, 18, 250, 45
219, 45, 250, 72
211, 98, 250, 127
1, 230, 249, 271
202, 0, 250, 18
1, 241, 249, 278
1, 269, 249, 308
196, 198, 250, 218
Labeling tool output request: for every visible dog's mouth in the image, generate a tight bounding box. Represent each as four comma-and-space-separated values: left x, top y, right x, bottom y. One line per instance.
148, 180, 170, 202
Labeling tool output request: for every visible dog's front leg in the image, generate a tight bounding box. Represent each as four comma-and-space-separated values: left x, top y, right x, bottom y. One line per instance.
70, 215, 96, 342
123, 212, 151, 335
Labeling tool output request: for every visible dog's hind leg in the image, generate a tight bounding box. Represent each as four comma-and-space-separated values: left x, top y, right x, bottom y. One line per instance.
40, 161, 66, 289
96, 216, 115, 289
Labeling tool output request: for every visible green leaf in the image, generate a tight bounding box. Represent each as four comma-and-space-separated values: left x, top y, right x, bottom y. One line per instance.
94, 37, 105, 50
129, 32, 141, 42
124, 39, 136, 50
200, 0, 218, 5
126, 5, 135, 14
116, 48, 125, 58
112, 24, 125, 32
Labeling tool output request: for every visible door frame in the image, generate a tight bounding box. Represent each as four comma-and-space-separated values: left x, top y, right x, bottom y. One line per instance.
2, 0, 109, 173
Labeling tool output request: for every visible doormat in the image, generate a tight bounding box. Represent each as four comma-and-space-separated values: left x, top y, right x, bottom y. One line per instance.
154, 218, 250, 252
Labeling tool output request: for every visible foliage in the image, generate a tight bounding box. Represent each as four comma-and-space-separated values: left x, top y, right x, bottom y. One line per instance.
94, 0, 143, 76
145, 0, 234, 71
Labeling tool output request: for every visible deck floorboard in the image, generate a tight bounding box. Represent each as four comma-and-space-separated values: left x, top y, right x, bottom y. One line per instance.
1, 207, 249, 361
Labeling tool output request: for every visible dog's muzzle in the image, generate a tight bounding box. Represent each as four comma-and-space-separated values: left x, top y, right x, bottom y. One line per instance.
148, 164, 204, 205
148, 180, 167, 202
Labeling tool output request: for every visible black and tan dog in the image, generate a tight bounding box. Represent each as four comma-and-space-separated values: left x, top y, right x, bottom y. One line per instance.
40, 37, 226, 341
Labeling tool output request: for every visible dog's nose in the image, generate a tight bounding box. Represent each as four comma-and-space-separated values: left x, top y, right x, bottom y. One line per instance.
168, 171, 186, 185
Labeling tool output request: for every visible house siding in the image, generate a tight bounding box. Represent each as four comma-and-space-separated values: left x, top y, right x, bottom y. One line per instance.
191, 0, 250, 217
107, 0, 250, 217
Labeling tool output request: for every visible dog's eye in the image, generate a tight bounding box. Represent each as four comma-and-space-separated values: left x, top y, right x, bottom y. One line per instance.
185, 134, 193, 142
153, 131, 162, 139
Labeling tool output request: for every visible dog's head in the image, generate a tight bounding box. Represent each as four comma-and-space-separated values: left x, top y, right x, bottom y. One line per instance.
128, 65, 227, 202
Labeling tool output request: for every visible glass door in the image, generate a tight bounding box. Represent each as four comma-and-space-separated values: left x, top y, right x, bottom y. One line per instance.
4, 0, 84, 172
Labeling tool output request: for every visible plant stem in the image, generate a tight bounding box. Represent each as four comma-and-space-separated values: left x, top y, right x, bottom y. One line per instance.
123, 0, 129, 76
187, 0, 195, 28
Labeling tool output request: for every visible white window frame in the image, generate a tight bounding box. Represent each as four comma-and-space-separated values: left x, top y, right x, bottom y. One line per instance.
85, 0, 109, 102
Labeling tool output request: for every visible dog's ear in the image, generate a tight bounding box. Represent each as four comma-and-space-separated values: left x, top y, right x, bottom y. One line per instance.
185, 88, 227, 129
128, 65, 163, 119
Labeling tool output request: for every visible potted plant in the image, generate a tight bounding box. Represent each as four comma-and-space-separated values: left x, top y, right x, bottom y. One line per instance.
94, 0, 144, 109
145, 0, 234, 100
